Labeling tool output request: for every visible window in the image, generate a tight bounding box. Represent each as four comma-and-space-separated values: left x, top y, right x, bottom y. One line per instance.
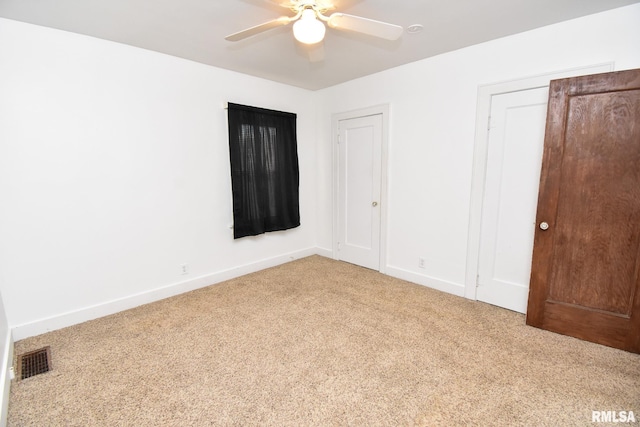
227, 103, 300, 239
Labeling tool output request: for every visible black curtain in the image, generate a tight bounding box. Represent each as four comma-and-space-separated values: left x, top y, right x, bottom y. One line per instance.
227, 103, 300, 239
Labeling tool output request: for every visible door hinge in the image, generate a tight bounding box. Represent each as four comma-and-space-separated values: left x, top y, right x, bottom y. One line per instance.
487, 115, 492, 131
476, 274, 480, 287
337, 241, 341, 251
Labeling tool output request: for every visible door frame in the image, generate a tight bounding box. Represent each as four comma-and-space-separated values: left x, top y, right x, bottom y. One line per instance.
332, 104, 390, 274
464, 63, 614, 302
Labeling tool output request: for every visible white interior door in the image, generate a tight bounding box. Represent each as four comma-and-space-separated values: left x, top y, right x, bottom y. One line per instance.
476, 87, 548, 313
337, 114, 382, 270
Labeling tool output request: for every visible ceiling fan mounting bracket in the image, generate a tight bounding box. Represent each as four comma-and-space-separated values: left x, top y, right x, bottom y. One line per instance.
286, 0, 333, 15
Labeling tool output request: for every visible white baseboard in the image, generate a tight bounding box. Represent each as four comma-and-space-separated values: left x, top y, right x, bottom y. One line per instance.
314, 247, 334, 259
385, 266, 465, 297
11, 251, 466, 341
0, 331, 13, 427
12, 248, 319, 341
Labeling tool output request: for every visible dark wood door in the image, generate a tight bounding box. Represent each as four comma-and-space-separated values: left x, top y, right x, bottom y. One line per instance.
526, 68, 640, 353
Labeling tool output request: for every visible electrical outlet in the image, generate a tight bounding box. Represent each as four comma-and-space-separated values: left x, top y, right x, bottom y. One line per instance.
181, 264, 189, 275
418, 258, 426, 269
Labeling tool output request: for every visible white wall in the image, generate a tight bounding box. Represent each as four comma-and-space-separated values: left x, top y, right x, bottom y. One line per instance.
315, 4, 640, 294
0, 276, 11, 427
1, 4, 639, 341
0, 19, 319, 339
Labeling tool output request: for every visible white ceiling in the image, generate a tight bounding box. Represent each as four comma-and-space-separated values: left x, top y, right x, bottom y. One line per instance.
1, 0, 638, 90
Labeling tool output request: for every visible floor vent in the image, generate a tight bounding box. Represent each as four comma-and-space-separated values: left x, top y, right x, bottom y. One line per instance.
18, 347, 51, 380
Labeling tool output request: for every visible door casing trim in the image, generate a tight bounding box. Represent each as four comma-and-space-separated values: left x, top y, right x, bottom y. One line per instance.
465, 63, 614, 302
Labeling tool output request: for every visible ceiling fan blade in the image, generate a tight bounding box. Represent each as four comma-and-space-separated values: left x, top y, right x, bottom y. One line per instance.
263, 0, 296, 9
225, 16, 293, 42
327, 13, 403, 40
307, 42, 325, 62
295, 39, 325, 62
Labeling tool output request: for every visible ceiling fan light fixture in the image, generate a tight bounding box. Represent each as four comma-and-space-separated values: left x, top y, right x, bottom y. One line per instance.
293, 9, 326, 44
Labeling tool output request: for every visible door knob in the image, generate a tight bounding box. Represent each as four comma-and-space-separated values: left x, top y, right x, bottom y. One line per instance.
372, 201, 378, 207
539, 221, 549, 230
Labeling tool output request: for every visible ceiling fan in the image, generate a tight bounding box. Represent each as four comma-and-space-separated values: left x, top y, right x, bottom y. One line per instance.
225, 0, 404, 45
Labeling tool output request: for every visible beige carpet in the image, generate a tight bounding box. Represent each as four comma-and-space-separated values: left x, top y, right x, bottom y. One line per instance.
8, 255, 640, 426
